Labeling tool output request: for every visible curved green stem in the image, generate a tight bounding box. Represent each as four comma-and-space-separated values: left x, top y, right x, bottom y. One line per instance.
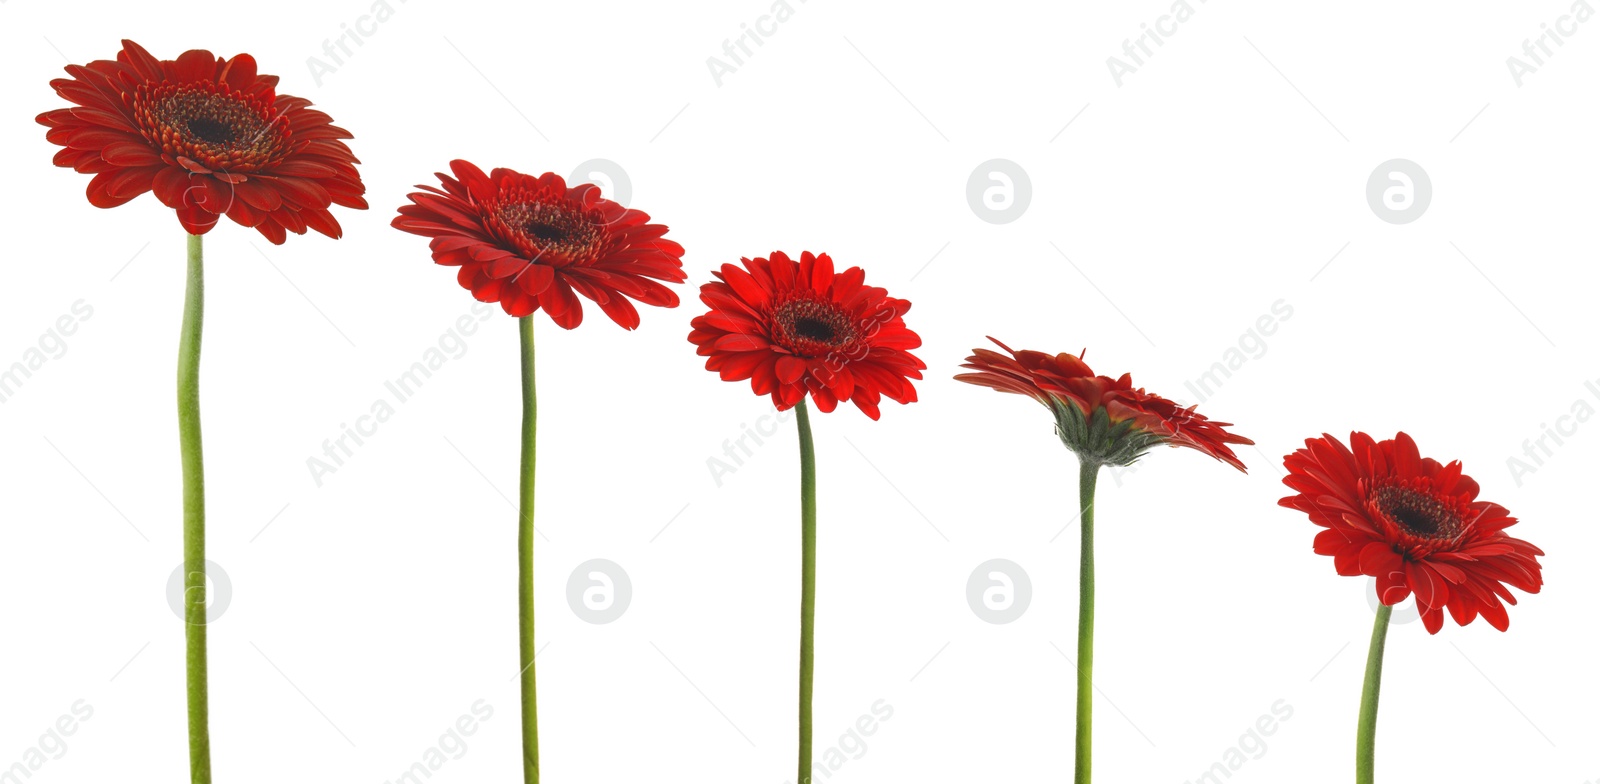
1357, 603, 1392, 784
517, 316, 540, 784
179, 233, 210, 784
795, 400, 817, 784
1074, 460, 1098, 784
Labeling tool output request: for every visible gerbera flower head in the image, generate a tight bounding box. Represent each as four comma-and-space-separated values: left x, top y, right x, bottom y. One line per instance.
1280, 431, 1544, 634
955, 337, 1252, 469
687, 251, 924, 420
37, 39, 366, 243
393, 161, 686, 328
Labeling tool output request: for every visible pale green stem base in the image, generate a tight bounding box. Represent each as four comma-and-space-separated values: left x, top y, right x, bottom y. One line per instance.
179, 233, 210, 784
796, 401, 817, 784
517, 316, 540, 784
1074, 460, 1098, 784
1357, 603, 1392, 784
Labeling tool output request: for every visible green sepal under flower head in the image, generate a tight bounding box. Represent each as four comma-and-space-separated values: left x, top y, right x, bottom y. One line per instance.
1052, 399, 1167, 467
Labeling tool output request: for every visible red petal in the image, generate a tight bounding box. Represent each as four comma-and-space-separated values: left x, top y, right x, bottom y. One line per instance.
776, 356, 806, 384
174, 49, 219, 83
218, 53, 258, 89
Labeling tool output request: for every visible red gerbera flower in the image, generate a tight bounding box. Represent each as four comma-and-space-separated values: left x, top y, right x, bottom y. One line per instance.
1280, 432, 1544, 633
956, 337, 1252, 469
37, 39, 366, 244
393, 161, 686, 328
687, 251, 924, 420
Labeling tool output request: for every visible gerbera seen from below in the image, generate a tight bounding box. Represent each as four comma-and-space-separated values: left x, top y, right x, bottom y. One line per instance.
394, 160, 686, 329
688, 251, 924, 420
38, 39, 367, 243
956, 337, 1252, 469
956, 337, 1251, 784
1278, 431, 1543, 784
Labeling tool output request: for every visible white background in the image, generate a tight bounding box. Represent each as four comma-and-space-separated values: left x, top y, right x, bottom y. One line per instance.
1, 1, 1596, 782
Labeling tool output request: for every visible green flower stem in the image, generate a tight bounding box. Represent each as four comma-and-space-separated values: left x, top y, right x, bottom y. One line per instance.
1074, 459, 1098, 784
517, 315, 540, 784
179, 232, 210, 784
1357, 603, 1393, 784
795, 400, 817, 784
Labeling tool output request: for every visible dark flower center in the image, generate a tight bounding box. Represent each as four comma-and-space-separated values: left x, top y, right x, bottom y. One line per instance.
158, 90, 265, 148
1374, 484, 1461, 539
489, 199, 603, 264
793, 317, 836, 342
133, 83, 290, 172
186, 117, 234, 144
526, 222, 567, 243
772, 298, 856, 356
